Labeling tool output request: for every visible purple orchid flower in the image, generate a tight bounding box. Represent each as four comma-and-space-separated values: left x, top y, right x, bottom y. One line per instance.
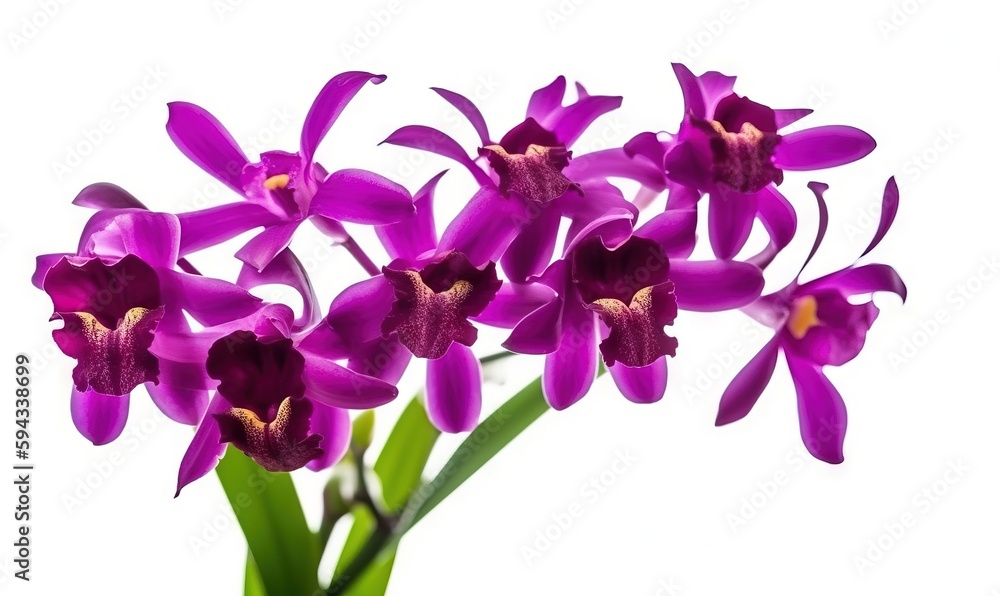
495, 207, 765, 408
715, 178, 906, 463
32, 199, 264, 445
165, 71, 414, 271
611, 64, 875, 265
172, 300, 400, 495
381, 76, 637, 283
299, 173, 501, 433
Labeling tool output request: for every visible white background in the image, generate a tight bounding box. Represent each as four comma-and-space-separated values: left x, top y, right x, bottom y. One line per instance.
1, 0, 996, 594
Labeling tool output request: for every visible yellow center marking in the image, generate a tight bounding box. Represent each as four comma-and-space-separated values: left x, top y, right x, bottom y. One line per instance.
787, 295, 821, 340
263, 174, 290, 190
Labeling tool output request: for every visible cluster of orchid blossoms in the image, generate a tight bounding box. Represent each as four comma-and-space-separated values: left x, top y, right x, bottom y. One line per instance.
34, 65, 906, 496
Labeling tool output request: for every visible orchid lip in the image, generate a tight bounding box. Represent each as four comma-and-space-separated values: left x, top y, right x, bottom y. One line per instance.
207, 331, 324, 472
480, 143, 581, 204
381, 252, 502, 360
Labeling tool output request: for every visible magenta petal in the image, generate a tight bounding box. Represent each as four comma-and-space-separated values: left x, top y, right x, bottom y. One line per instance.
73, 182, 147, 210
175, 394, 231, 497
708, 187, 758, 260
425, 342, 482, 433
324, 276, 395, 350
71, 388, 129, 446
670, 259, 764, 312
551, 94, 623, 147
437, 185, 530, 267
542, 298, 598, 410
89, 211, 181, 270
300, 352, 398, 409
301, 72, 386, 163
177, 203, 282, 256
32, 253, 68, 290
166, 102, 250, 194
802, 264, 907, 302
502, 298, 564, 354
635, 209, 698, 259
748, 186, 797, 269
146, 381, 207, 426
305, 402, 351, 472
773, 108, 813, 129
432, 87, 491, 145
501, 204, 560, 283
160, 270, 263, 327
773, 126, 876, 171
381, 125, 492, 186
861, 177, 899, 259
236, 248, 320, 331
347, 337, 412, 385
664, 183, 701, 211
609, 358, 667, 404
475, 282, 556, 329
235, 221, 301, 272
564, 147, 667, 190
716, 335, 781, 425
377, 171, 444, 261
311, 169, 414, 225
672, 63, 736, 120
786, 354, 847, 464
526, 76, 567, 123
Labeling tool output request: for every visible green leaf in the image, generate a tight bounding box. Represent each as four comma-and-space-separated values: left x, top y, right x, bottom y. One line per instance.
373, 396, 440, 512
403, 374, 552, 528
216, 447, 319, 596
244, 551, 266, 596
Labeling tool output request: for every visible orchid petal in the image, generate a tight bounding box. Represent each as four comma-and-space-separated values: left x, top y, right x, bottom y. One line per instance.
716, 335, 781, 425
564, 147, 667, 190
542, 298, 598, 410
377, 171, 445, 261
708, 187, 758, 260
551, 94, 623, 147
301, 72, 386, 163
300, 352, 398, 409
381, 125, 492, 186
425, 342, 482, 433
236, 248, 320, 331
501, 203, 561, 283
310, 169, 414, 225
802, 264, 907, 302
609, 358, 667, 404
502, 297, 564, 354
670, 259, 764, 311
773, 108, 813, 129
177, 203, 282, 256
476, 282, 556, 329
526, 76, 567, 123
860, 177, 899, 259
748, 186, 797, 269
432, 87, 491, 145
635, 209, 698, 259
73, 182, 147, 210
71, 387, 129, 446
166, 102, 250, 194
304, 403, 351, 472
235, 221, 301, 272
773, 126, 876, 171
175, 393, 231, 496
437, 185, 530, 267
786, 354, 847, 464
